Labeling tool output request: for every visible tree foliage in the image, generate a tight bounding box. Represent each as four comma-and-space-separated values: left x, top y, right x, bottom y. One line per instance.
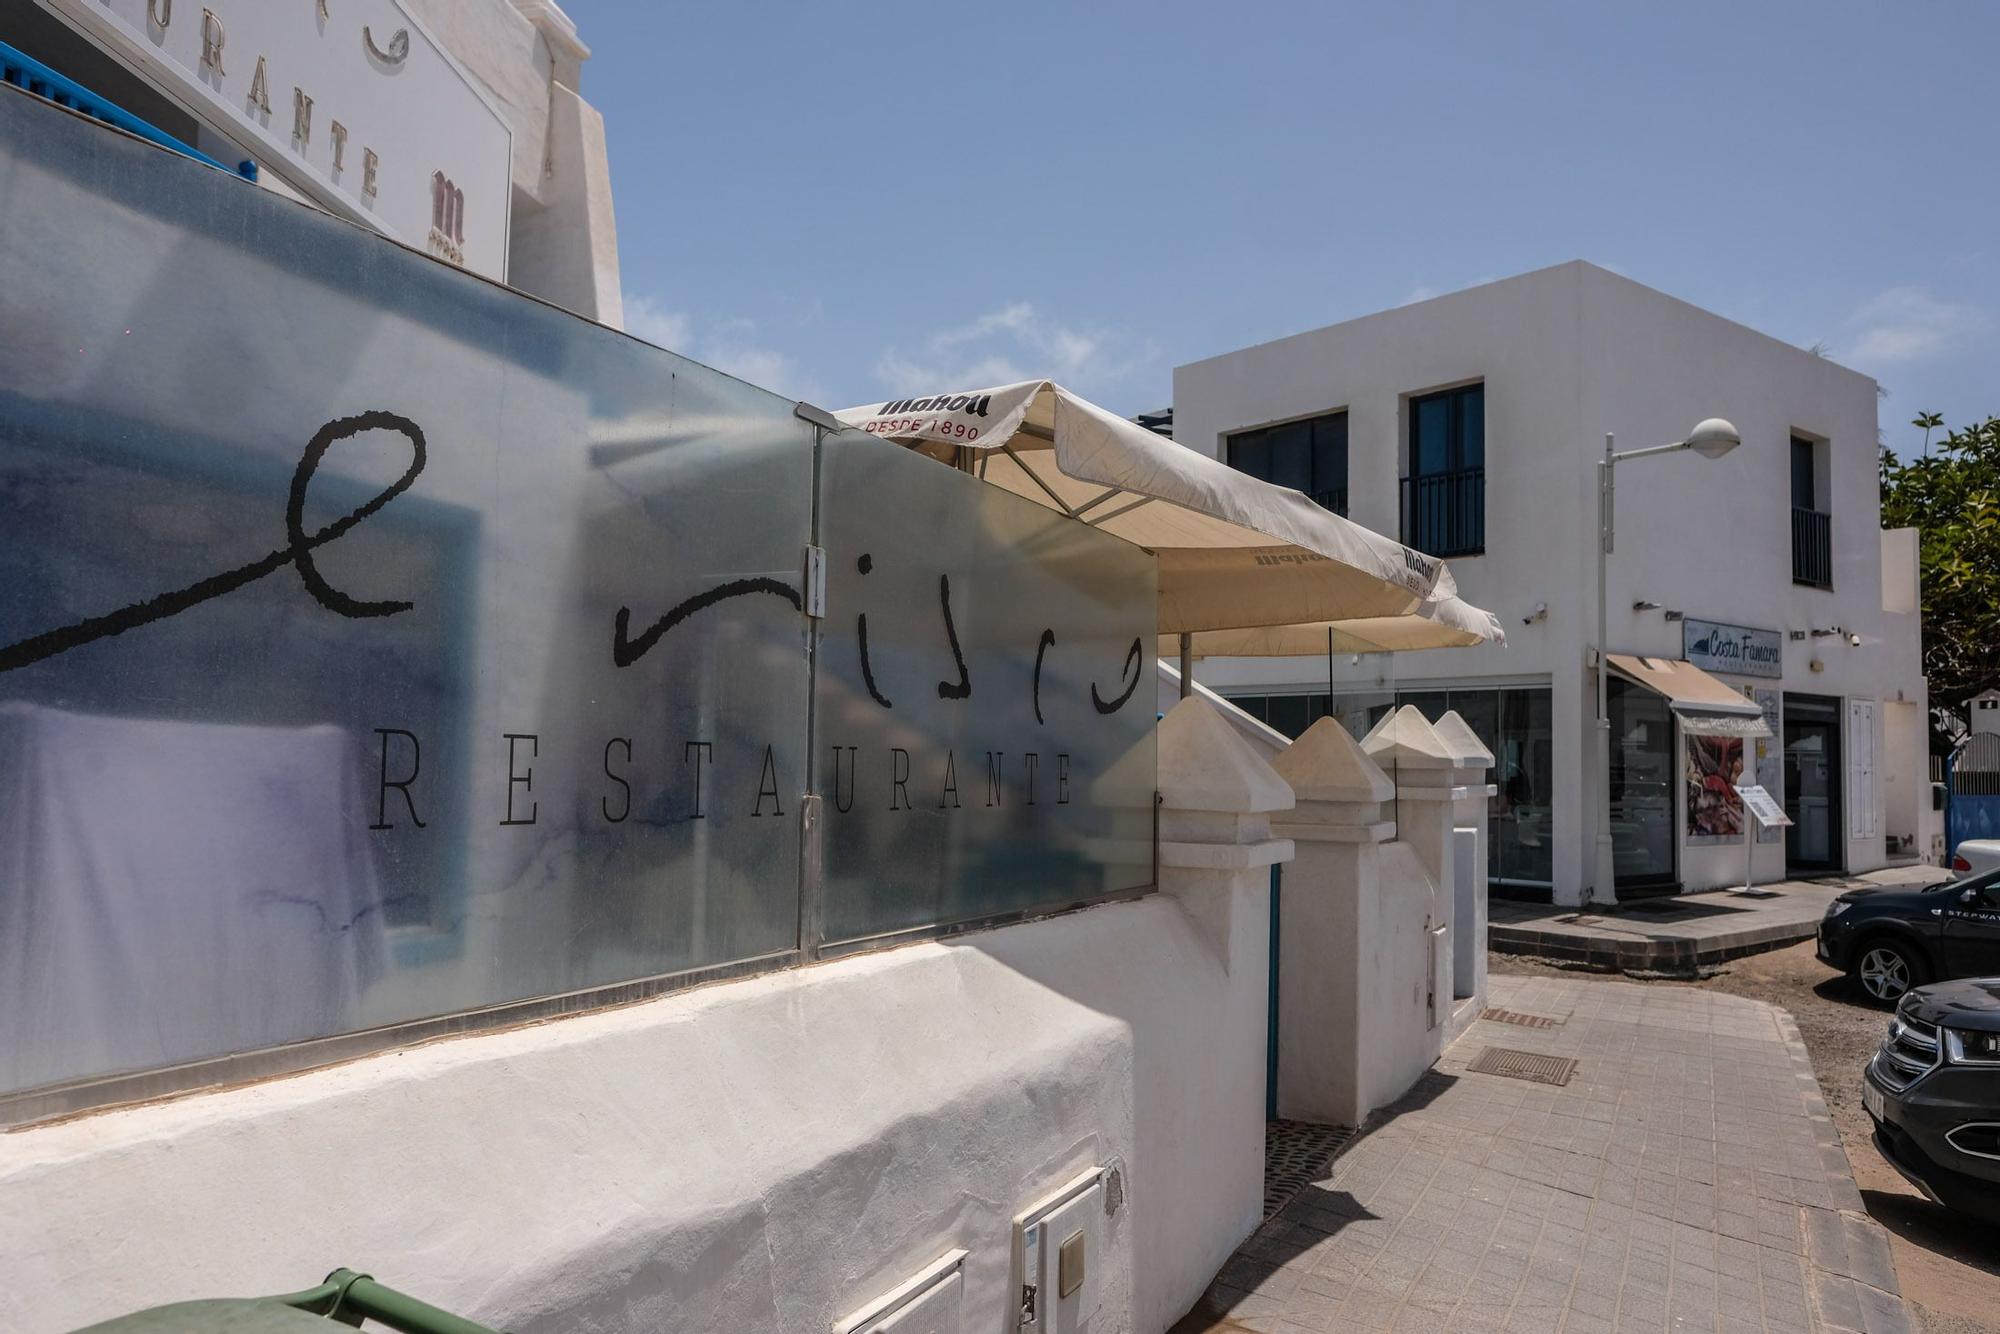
1880, 415, 2000, 731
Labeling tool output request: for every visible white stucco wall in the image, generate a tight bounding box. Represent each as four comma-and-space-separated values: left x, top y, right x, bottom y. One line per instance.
1174, 261, 1928, 900
0, 888, 1267, 1334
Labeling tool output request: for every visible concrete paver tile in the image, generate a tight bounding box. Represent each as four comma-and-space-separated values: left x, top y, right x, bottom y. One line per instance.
1200, 976, 1912, 1334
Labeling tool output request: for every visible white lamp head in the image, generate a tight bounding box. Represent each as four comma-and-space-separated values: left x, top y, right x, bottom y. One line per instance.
1687, 418, 1741, 459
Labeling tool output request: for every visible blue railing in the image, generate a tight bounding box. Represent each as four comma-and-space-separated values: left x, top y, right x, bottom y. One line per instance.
0, 39, 255, 181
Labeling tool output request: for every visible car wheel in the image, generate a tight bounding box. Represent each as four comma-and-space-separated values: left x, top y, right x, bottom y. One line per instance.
1854, 938, 1927, 1005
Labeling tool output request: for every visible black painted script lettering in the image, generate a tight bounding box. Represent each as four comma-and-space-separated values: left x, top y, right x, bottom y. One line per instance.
855, 553, 892, 709
935, 574, 971, 700
613, 578, 801, 668
1091, 637, 1143, 714
0, 410, 425, 675
1032, 629, 1055, 724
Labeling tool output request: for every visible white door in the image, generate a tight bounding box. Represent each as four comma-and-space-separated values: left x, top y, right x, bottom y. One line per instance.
1848, 699, 1879, 841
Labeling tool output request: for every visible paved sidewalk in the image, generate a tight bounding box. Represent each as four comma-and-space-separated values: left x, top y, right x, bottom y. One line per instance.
1489, 866, 1945, 973
1175, 975, 1911, 1334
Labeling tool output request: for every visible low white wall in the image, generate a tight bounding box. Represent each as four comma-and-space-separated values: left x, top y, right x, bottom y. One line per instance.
0, 893, 1262, 1334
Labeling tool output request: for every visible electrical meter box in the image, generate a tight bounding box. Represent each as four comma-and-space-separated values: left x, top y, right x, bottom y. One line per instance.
1014, 1168, 1107, 1334
834, 1250, 967, 1334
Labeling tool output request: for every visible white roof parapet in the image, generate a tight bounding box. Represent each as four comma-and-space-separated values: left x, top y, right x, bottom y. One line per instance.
1272, 717, 1395, 805
1361, 705, 1457, 770
1432, 711, 1495, 770
1157, 697, 1294, 815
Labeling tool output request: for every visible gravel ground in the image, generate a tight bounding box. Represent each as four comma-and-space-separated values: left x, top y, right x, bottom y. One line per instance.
1491, 943, 2000, 1334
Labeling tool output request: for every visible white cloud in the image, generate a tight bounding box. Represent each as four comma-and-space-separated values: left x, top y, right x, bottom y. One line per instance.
620, 293, 815, 401
622, 294, 692, 351
1841, 286, 1986, 367
873, 302, 1135, 400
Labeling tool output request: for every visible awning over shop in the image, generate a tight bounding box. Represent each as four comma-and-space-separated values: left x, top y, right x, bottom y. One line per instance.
1605, 653, 1771, 738
835, 380, 1504, 644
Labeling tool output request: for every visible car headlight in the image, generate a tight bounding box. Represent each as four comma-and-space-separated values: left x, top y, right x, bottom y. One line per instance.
1824, 900, 1853, 919
1944, 1028, 2000, 1065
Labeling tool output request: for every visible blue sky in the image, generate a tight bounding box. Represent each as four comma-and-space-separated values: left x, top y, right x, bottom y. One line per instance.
578, 1, 1996, 454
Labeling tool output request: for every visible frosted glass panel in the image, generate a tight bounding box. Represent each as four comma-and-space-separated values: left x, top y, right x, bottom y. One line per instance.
815, 432, 1158, 944
0, 89, 812, 1096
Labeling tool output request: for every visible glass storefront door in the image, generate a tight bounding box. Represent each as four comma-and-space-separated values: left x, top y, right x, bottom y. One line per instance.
1783, 694, 1843, 872
1608, 678, 1677, 894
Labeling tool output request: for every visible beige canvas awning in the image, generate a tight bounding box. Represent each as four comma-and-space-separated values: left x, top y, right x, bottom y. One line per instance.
835, 380, 1503, 643
1606, 653, 1771, 738
1161, 593, 1504, 659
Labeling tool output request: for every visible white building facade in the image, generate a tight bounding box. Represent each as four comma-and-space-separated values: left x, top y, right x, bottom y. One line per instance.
8, 0, 622, 326
1175, 262, 1933, 905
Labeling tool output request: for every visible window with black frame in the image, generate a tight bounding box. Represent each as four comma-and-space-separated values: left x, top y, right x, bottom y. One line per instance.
1225, 411, 1348, 516
1403, 383, 1484, 556
1791, 435, 1832, 589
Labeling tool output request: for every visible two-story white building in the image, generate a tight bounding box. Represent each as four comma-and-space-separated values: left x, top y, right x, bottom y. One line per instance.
1174, 261, 1933, 905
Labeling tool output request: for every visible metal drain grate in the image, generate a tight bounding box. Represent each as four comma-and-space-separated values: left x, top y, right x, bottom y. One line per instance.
1465, 1046, 1578, 1086
1263, 1119, 1356, 1219
1480, 1007, 1563, 1029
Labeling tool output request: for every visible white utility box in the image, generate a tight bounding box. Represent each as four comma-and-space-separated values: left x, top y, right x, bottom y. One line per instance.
834, 1249, 967, 1334
1014, 1167, 1107, 1334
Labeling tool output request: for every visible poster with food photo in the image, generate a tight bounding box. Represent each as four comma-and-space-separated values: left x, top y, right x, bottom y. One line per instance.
1686, 735, 1744, 842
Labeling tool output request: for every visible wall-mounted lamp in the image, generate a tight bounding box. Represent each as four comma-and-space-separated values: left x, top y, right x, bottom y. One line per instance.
1810, 626, 1845, 639
1522, 602, 1548, 626
1632, 600, 1662, 612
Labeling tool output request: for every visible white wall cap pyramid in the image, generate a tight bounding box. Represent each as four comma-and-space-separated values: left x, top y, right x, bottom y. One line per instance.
1360, 704, 1457, 770
1272, 717, 1395, 805
1157, 697, 1295, 814
1432, 710, 1495, 768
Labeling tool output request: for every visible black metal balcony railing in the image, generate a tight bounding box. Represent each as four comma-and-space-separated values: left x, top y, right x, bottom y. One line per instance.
1401, 467, 1485, 557
1309, 487, 1349, 517
1792, 506, 1832, 589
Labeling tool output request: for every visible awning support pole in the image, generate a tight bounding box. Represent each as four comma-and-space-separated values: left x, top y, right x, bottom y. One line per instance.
1179, 632, 1192, 699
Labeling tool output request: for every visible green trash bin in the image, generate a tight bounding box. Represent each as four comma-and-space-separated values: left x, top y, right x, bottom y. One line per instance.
70, 1270, 502, 1334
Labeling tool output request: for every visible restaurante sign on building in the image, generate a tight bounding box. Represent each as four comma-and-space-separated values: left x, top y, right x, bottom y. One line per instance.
38, 0, 512, 278
1683, 617, 1782, 679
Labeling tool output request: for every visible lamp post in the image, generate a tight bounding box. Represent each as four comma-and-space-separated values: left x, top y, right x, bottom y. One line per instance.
1590, 418, 1740, 908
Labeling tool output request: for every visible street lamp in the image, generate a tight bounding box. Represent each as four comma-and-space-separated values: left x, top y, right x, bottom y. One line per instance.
1590, 418, 1740, 908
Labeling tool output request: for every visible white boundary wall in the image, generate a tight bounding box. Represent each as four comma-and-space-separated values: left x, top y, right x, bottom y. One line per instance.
0, 891, 1265, 1334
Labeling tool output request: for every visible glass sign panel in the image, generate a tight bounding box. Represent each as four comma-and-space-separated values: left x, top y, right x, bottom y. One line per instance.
815, 433, 1158, 945
0, 90, 813, 1097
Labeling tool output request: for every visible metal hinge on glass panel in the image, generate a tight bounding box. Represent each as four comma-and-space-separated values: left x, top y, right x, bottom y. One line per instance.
804, 544, 827, 618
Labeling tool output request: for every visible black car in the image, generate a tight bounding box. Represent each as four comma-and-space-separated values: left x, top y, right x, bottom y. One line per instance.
1816, 869, 2000, 1004
1862, 979, 2000, 1223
